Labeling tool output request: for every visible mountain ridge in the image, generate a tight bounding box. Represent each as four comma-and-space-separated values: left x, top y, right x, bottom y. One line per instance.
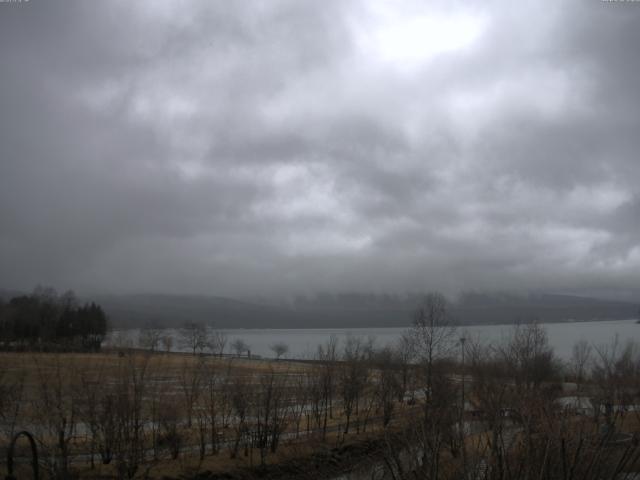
2, 289, 637, 329
95, 292, 639, 329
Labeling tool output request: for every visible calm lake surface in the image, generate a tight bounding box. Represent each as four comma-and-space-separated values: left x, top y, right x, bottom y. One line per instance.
113, 319, 640, 360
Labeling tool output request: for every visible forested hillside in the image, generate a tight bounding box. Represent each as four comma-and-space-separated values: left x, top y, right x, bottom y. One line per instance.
95, 292, 638, 328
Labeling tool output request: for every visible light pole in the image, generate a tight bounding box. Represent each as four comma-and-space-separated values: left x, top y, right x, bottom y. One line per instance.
460, 336, 466, 411
460, 336, 467, 475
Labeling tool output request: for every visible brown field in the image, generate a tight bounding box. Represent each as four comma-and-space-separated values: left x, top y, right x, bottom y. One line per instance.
3, 326, 640, 480
0, 350, 416, 479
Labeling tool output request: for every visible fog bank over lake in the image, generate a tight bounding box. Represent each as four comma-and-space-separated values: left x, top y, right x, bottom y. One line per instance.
113, 319, 639, 361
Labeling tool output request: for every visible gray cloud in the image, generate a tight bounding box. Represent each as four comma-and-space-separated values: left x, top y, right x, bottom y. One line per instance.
1, 0, 640, 298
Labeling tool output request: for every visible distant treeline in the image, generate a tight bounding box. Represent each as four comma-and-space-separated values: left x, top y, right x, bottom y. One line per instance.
1, 288, 637, 330
0, 286, 108, 351
95, 291, 639, 329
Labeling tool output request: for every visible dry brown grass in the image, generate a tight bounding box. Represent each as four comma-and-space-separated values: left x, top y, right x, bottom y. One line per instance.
0, 350, 312, 384
1, 350, 405, 479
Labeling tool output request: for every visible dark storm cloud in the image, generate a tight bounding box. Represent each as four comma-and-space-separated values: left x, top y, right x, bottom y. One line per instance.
1, 0, 640, 297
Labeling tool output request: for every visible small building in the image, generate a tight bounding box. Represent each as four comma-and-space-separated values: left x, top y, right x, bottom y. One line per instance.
556, 396, 592, 416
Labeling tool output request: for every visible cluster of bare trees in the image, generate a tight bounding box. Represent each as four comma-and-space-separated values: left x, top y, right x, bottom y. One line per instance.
2, 292, 640, 479
0, 335, 419, 478
135, 321, 229, 357
382, 293, 640, 480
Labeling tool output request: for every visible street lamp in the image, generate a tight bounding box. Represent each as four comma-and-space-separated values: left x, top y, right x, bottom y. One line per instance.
460, 336, 467, 473
460, 336, 466, 410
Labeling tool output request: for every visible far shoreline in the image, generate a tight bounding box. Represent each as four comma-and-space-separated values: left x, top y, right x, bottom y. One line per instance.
110, 317, 639, 331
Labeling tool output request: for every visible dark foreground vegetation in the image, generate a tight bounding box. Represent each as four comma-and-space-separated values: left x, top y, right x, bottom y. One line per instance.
0, 287, 108, 351
1, 292, 640, 479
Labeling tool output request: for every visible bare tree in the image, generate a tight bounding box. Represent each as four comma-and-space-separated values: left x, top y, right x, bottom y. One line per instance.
138, 321, 162, 352
0, 366, 25, 456
229, 376, 249, 459
147, 359, 165, 462
157, 397, 182, 460
501, 322, 557, 391
467, 337, 512, 478
32, 355, 79, 479
592, 336, 639, 429
290, 372, 309, 439
112, 354, 151, 479
179, 356, 205, 428
317, 335, 339, 439
78, 360, 108, 469
180, 321, 209, 355
203, 359, 222, 454
231, 338, 250, 357
270, 341, 289, 360
373, 347, 401, 427
217, 362, 235, 431
208, 330, 228, 357
253, 367, 290, 466
570, 338, 592, 385
500, 323, 560, 475
161, 334, 173, 353
394, 332, 416, 401
412, 292, 456, 401
305, 365, 325, 436
339, 335, 368, 434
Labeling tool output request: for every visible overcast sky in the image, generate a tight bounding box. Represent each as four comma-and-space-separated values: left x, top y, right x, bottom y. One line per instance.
1, 0, 639, 299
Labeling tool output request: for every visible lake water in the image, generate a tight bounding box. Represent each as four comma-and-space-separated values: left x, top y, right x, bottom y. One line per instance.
111, 319, 640, 361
